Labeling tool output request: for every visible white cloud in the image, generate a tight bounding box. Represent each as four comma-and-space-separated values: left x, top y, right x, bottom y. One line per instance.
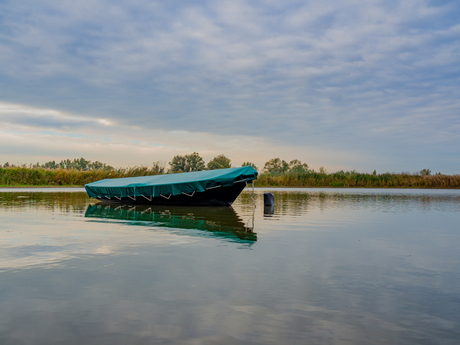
0, 0, 459, 172
0, 102, 115, 131
0, 101, 377, 172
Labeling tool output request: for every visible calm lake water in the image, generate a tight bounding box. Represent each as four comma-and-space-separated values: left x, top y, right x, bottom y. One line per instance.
1, 188, 459, 345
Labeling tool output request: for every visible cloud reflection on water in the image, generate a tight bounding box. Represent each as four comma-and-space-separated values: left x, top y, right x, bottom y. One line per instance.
1, 189, 460, 344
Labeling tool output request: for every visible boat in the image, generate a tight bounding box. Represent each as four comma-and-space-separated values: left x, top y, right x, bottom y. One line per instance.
85, 166, 258, 206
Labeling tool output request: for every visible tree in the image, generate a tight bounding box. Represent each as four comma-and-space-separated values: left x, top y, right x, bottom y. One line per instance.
88, 161, 114, 171
42, 160, 59, 169
186, 152, 206, 172
420, 169, 431, 176
40, 158, 113, 171
169, 152, 205, 173
73, 157, 91, 170
264, 158, 289, 174
151, 161, 166, 175
242, 162, 258, 171
169, 155, 187, 173
288, 159, 309, 174
207, 154, 231, 170
58, 159, 72, 169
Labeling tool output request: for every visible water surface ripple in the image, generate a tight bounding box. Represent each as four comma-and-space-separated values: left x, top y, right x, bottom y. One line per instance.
0, 188, 459, 344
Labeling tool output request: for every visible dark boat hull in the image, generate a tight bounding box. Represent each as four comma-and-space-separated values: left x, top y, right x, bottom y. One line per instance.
95, 182, 246, 206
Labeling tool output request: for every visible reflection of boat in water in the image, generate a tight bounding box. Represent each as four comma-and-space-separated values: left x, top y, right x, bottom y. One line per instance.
85, 166, 258, 206
84, 204, 257, 244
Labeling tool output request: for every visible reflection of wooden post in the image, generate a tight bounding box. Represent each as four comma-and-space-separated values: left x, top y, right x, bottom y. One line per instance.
264, 205, 275, 216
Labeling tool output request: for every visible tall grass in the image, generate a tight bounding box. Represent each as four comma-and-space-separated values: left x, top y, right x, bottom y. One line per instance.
0, 166, 163, 187
255, 171, 460, 189
1, 167, 459, 188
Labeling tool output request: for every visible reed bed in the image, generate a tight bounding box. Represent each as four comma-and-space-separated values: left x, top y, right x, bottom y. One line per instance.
255, 171, 460, 189
0, 166, 162, 187
1, 167, 459, 188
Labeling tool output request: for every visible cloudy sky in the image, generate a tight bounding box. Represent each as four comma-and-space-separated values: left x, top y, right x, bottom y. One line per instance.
1, 0, 459, 173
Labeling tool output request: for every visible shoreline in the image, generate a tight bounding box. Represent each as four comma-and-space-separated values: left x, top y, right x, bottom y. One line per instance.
0, 185, 83, 188
1, 185, 460, 190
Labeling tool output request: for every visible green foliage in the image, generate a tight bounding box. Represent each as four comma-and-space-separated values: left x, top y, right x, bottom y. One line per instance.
242, 162, 258, 171
0, 157, 165, 186
6, 158, 115, 171
264, 158, 289, 174
151, 161, 167, 175
169, 152, 205, 173
42, 160, 59, 169
207, 154, 231, 170
53, 158, 114, 171
263, 158, 310, 175
0, 165, 166, 187
420, 169, 431, 176
288, 159, 310, 174
254, 170, 460, 189
169, 155, 187, 173
1, 156, 457, 189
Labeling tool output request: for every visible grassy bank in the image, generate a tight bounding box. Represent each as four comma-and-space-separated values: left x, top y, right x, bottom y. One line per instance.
1, 167, 459, 189
255, 171, 460, 189
0, 166, 161, 187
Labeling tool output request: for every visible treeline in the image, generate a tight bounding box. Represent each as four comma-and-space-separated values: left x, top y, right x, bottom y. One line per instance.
257, 170, 460, 188
1, 154, 459, 188
0, 153, 233, 186
3, 157, 115, 171
257, 158, 460, 188
1, 153, 234, 174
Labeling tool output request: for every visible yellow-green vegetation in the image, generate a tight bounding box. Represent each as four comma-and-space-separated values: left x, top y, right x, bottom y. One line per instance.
207, 154, 232, 170
169, 152, 205, 173
1, 155, 459, 188
255, 171, 460, 189
254, 158, 460, 188
0, 166, 163, 187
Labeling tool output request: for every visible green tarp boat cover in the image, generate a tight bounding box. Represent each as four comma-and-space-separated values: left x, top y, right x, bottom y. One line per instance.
85, 166, 258, 199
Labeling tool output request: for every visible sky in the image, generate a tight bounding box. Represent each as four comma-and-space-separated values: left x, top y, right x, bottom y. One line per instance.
0, 0, 459, 174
